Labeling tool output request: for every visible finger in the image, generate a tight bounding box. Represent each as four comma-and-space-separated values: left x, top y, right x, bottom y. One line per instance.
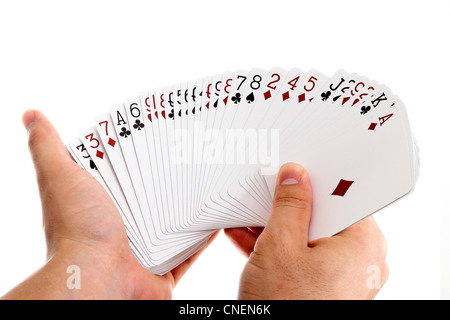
167, 230, 219, 287
264, 162, 313, 247
334, 216, 386, 251
339, 216, 377, 235
23, 110, 75, 186
248, 227, 264, 236
331, 217, 388, 281
224, 228, 258, 257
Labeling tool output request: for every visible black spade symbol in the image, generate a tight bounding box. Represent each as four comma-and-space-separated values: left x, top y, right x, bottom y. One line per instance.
246, 92, 255, 103
89, 159, 97, 170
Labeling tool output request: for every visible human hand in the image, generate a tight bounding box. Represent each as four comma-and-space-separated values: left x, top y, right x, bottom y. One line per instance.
225, 163, 388, 300
2, 110, 217, 300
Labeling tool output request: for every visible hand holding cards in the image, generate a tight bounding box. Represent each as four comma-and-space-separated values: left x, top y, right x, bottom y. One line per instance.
66, 68, 419, 275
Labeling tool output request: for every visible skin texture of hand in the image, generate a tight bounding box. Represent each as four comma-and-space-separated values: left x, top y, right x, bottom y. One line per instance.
1, 110, 217, 300
225, 163, 389, 300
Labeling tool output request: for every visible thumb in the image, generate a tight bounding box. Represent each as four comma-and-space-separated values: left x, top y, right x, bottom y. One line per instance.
23, 110, 74, 188
263, 162, 313, 247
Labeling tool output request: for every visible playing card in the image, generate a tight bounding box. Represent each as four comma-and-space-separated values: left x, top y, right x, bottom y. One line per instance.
67, 67, 419, 274
67, 138, 153, 268
261, 92, 417, 240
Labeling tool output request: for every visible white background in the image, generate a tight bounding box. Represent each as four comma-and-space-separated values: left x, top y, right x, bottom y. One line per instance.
0, 0, 448, 300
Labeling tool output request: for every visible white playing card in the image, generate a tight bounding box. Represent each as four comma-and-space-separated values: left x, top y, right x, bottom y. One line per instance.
110, 104, 204, 243
262, 95, 416, 240
77, 129, 158, 263
67, 139, 153, 268
196, 69, 276, 228
67, 67, 419, 274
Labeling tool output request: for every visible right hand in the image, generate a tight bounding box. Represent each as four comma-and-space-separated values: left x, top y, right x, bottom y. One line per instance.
225, 163, 388, 300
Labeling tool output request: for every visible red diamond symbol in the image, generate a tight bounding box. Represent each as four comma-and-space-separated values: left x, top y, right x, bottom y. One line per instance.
96, 150, 104, 159
368, 123, 377, 131
223, 96, 229, 105
298, 93, 306, 103
342, 97, 350, 105
263, 90, 272, 100
331, 179, 354, 197
108, 138, 116, 147
282, 91, 290, 101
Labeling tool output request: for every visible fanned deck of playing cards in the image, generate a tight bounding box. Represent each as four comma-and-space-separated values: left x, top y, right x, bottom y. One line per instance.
66, 68, 420, 275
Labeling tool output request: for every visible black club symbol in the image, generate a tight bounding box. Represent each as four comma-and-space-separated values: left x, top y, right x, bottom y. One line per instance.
360, 105, 371, 115
231, 93, 241, 104
321, 91, 331, 101
120, 127, 131, 138
133, 119, 144, 130
168, 109, 175, 120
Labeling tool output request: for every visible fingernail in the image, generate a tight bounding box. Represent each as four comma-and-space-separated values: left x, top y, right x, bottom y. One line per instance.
22, 110, 36, 132
281, 178, 300, 185
279, 164, 304, 185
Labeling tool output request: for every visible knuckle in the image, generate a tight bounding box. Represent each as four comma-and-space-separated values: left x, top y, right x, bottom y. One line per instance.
273, 188, 311, 211
371, 226, 387, 258
360, 218, 387, 258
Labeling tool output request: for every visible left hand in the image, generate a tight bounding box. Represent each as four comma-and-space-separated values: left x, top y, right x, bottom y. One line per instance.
1, 110, 217, 300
